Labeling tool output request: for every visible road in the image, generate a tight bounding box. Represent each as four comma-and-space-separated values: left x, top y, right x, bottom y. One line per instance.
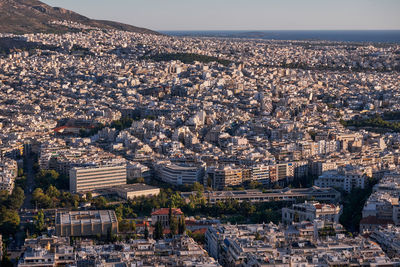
11, 155, 37, 249
22, 155, 36, 210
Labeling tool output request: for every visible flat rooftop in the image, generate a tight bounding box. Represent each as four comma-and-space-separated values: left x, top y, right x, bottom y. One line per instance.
112, 183, 159, 193
181, 186, 339, 198
56, 210, 117, 225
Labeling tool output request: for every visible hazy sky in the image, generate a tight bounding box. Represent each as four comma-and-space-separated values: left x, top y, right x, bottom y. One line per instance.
41, 0, 400, 31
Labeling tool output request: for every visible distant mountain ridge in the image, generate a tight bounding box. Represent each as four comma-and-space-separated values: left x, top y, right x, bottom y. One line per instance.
0, 0, 159, 34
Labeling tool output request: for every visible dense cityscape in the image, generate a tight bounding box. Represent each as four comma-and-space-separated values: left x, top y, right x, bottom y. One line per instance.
0, 5, 400, 266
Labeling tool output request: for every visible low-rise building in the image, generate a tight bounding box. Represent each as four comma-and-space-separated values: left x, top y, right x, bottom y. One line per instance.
55, 210, 118, 237
361, 172, 400, 232
371, 225, 400, 259
151, 208, 184, 227
182, 186, 341, 204
282, 201, 342, 224
112, 183, 160, 200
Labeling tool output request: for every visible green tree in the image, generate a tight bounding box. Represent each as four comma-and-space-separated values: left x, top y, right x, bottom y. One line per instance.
32, 188, 44, 200
170, 192, 184, 208
255, 232, 262, 240
34, 210, 45, 233
35, 169, 60, 190
86, 192, 93, 201
0, 207, 20, 235
170, 215, 178, 236
135, 177, 145, 183
0, 190, 9, 205
130, 220, 136, 232
115, 204, 124, 221
144, 223, 149, 239
46, 185, 60, 198
32, 188, 52, 209
192, 182, 204, 192
92, 196, 107, 209
8, 186, 25, 210
1, 252, 13, 267
178, 216, 186, 235
168, 206, 172, 225
154, 221, 164, 240
119, 219, 131, 232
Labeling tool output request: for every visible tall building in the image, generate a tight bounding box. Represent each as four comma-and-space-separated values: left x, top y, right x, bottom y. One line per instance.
69, 164, 126, 193
158, 163, 205, 186
276, 163, 294, 185
250, 165, 270, 185
208, 166, 243, 190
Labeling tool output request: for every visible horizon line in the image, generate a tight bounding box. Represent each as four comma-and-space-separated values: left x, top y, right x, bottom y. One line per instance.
158, 29, 400, 32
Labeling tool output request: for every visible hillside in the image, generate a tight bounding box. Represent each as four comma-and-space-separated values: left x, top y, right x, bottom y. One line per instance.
0, 0, 158, 34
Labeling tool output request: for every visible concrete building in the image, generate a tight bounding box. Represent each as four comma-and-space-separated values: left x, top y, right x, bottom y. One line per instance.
112, 183, 160, 200
371, 225, 400, 259
181, 186, 341, 204
314, 168, 366, 193
282, 201, 342, 224
361, 172, 400, 232
208, 166, 243, 190
55, 210, 118, 237
69, 164, 126, 193
159, 163, 205, 186
250, 165, 270, 185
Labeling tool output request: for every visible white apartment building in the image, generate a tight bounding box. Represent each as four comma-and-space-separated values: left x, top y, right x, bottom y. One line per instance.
250, 165, 270, 185
69, 164, 127, 193
314, 168, 366, 193
0, 158, 17, 193
282, 201, 342, 224
159, 163, 205, 186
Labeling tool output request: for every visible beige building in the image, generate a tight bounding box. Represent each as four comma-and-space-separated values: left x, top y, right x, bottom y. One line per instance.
55, 210, 118, 237
69, 164, 126, 193
113, 183, 160, 200
208, 166, 243, 190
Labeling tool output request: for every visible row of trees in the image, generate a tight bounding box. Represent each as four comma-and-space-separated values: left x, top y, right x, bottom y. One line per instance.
79, 117, 136, 138
105, 186, 283, 225
339, 179, 378, 232
341, 114, 400, 133
0, 187, 24, 235
35, 169, 69, 191
153, 217, 186, 240
32, 186, 81, 209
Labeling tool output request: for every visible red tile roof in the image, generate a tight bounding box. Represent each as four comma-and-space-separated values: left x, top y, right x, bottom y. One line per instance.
151, 208, 183, 216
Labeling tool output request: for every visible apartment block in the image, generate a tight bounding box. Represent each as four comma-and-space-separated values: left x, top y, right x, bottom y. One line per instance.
69, 164, 126, 193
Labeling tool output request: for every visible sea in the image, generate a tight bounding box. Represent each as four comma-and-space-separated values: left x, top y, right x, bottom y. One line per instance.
161, 30, 400, 44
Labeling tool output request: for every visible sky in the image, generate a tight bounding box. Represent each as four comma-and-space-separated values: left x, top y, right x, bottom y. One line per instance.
41, 0, 400, 31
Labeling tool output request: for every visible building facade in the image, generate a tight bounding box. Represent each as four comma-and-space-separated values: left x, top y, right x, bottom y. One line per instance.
151, 208, 184, 227
55, 210, 118, 237
159, 163, 205, 186
282, 201, 342, 224
69, 164, 127, 193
